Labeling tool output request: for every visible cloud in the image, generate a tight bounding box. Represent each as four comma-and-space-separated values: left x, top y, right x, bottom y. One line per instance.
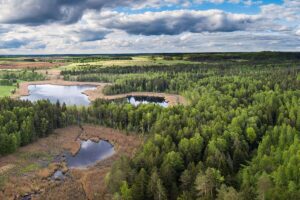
0, 0, 265, 26
0, 39, 28, 49
0, 0, 205, 25
72, 29, 111, 42
101, 10, 258, 36
260, 1, 300, 22
193, 0, 262, 5
0, 25, 10, 35
0, 0, 148, 25
0, 0, 299, 53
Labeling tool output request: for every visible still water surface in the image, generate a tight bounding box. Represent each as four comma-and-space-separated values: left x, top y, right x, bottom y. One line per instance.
66, 140, 115, 168
20, 84, 96, 106
127, 96, 168, 107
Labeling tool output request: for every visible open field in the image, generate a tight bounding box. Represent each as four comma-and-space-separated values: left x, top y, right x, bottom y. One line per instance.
0, 125, 142, 200
0, 62, 66, 70
59, 56, 196, 70
0, 85, 15, 97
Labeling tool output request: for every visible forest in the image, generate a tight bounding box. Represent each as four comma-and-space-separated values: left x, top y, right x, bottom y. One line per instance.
0, 52, 300, 199
0, 99, 69, 154
0, 70, 44, 86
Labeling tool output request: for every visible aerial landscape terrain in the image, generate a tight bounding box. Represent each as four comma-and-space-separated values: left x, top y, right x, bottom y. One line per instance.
0, 0, 300, 200
0, 52, 299, 200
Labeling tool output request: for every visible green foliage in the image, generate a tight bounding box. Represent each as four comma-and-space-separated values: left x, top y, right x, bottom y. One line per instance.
120, 181, 133, 200
0, 86, 15, 97
0, 98, 72, 155
195, 168, 224, 199
19, 163, 41, 174
0, 70, 45, 86
96, 53, 300, 199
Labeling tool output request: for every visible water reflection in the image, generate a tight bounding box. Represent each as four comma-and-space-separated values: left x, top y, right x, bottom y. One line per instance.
66, 140, 114, 169
20, 84, 96, 106
127, 96, 168, 107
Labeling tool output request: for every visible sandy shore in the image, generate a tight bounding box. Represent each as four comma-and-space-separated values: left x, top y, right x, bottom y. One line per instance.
13, 80, 187, 106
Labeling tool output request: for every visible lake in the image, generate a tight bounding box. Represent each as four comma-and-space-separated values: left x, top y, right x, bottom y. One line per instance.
20, 84, 96, 106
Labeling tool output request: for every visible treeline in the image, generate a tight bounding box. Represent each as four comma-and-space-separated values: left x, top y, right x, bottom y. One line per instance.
185, 52, 300, 63
61, 56, 133, 63
103, 73, 187, 95
61, 64, 210, 75
0, 99, 73, 155
72, 66, 299, 97
0, 70, 45, 86
63, 62, 300, 97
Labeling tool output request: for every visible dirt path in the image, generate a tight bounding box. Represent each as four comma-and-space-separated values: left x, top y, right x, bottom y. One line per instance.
12, 80, 188, 106
0, 125, 142, 200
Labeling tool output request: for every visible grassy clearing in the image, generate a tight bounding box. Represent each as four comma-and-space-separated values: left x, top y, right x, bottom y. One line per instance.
59, 56, 195, 70
17, 151, 53, 162
19, 163, 41, 175
0, 175, 7, 190
0, 85, 15, 97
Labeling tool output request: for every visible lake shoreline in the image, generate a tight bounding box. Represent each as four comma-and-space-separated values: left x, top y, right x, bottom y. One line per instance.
12, 80, 187, 106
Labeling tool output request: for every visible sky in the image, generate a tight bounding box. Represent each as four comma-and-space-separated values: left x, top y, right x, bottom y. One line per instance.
0, 0, 299, 54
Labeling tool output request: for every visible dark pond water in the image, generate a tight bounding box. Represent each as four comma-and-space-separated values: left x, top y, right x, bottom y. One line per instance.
21, 195, 32, 200
20, 84, 96, 106
127, 96, 168, 107
66, 140, 114, 168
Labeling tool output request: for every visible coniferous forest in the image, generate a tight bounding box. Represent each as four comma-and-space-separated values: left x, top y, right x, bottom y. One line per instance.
0, 52, 300, 199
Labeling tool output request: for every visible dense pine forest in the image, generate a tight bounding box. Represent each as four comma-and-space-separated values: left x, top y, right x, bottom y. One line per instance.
1, 52, 300, 199
0, 99, 70, 154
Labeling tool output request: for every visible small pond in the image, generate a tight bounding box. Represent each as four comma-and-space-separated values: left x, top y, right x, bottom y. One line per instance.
20, 84, 96, 106
66, 140, 115, 169
21, 195, 32, 200
52, 170, 65, 181
127, 96, 168, 107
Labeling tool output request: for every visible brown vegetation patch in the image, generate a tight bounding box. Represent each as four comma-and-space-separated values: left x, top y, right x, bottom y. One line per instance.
37, 163, 68, 179
0, 125, 142, 200
0, 164, 15, 174
0, 62, 65, 69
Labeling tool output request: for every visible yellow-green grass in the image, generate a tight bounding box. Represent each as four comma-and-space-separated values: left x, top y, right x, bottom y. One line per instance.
59, 56, 195, 70
0, 85, 15, 97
